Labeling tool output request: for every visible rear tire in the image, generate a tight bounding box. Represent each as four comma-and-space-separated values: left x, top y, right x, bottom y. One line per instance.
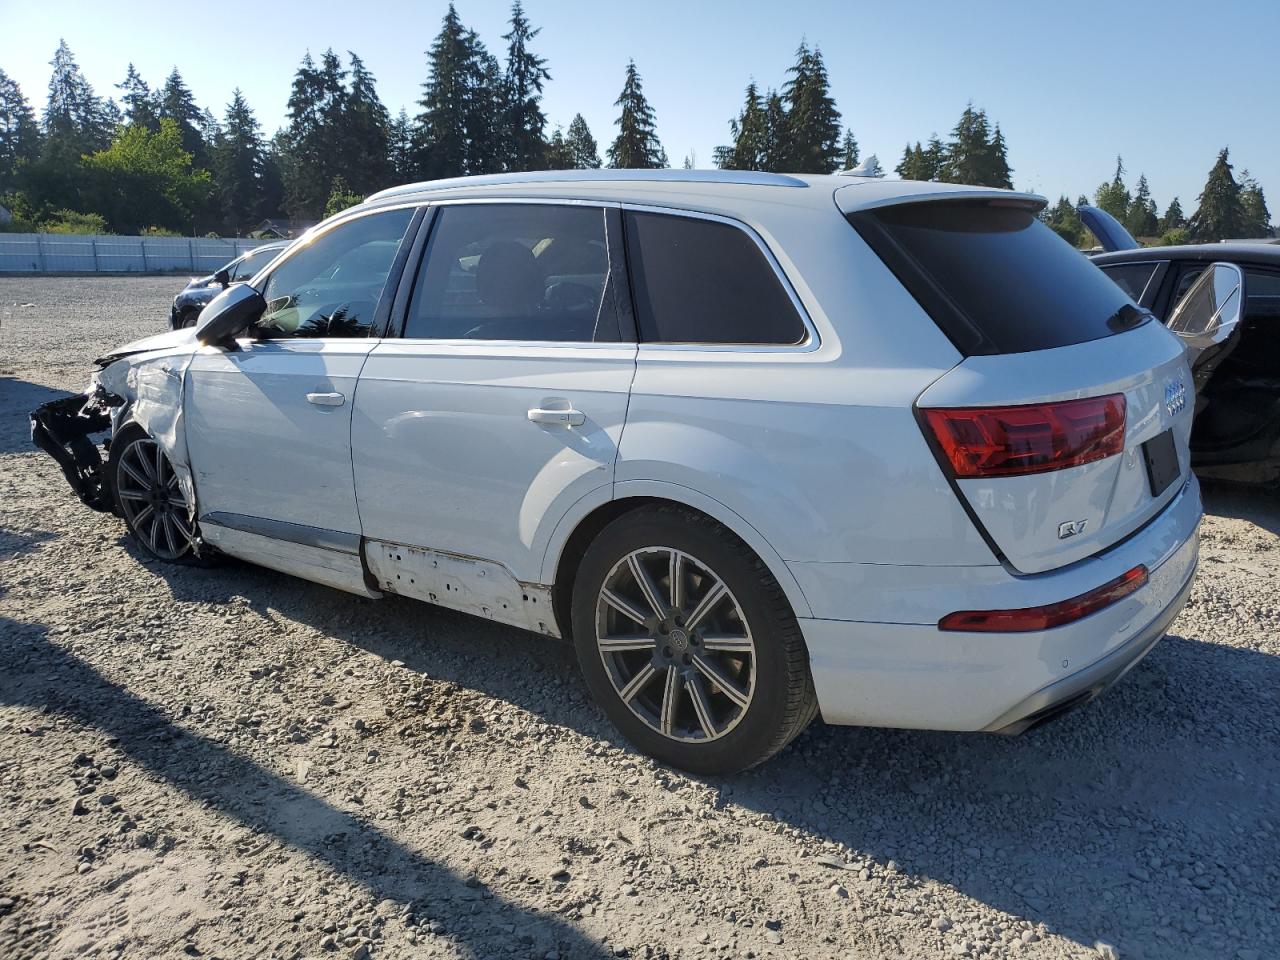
109, 424, 209, 566
571, 505, 817, 775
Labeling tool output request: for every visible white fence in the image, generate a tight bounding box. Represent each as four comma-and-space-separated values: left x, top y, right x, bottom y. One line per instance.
0, 233, 269, 274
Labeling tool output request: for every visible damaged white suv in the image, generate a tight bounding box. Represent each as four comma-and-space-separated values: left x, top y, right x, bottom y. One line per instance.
33, 170, 1216, 774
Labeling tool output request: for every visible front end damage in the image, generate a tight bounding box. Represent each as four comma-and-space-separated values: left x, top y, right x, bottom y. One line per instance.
30, 383, 123, 513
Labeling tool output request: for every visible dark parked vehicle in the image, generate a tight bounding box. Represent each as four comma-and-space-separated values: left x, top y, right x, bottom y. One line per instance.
169, 241, 288, 329
1082, 206, 1280, 485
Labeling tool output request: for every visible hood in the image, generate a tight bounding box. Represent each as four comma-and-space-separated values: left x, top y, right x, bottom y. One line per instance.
95, 326, 198, 367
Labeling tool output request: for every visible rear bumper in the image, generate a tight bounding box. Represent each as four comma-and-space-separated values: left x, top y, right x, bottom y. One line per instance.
795, 475, 1201, 731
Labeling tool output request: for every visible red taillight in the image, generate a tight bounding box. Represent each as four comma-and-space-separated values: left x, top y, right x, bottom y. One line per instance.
938, 564, 1148, 633
922, 394, 1126, 478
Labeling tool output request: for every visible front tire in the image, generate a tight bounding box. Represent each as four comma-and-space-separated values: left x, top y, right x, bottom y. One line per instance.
571, 505, 817, 775
109, 424, 206, 565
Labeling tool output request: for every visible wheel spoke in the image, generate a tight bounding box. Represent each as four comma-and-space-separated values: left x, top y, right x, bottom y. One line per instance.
700, 634, 753, 654
659, 667, 682, 736
601, 588, 650, 627
668, 551, 685, 610
120, 459, 151, 489
684, 580, 728, 632
132, 445, 157, 482
618, 662, 658, 704
153, 443, 165, 485
118, 489, 150, 502
687, 674, 718, 738
160, 512, 179, 555
691, 652, 750, 709
628, 553, 667, 619
598, 634, 656, 653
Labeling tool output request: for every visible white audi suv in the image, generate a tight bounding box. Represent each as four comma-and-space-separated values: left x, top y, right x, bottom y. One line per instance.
33, 169, 1211, 774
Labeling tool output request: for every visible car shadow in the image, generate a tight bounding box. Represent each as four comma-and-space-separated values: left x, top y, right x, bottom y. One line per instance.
140, 551, 1280, 960
0, 616, 616, 960
1200, 477, 1280, 537
0, 377, 78, 455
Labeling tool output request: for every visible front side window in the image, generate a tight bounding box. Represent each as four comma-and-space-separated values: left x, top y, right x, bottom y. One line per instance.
405, 203, 613, 342
624, 211, 806, 345
230, 245, 279, 282
1100, 262, 1161, 302
258, 208, 414, 339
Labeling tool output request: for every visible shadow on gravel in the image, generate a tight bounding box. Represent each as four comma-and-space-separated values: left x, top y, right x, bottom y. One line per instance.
0, 618, 614, 960
143, 550, 1280, 960
0, 377, 75, 454
1202, 479, 1280, 537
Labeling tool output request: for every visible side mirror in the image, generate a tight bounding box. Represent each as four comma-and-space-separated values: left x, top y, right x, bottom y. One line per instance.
213, 268, 231, 288
1167, 262, 1246, 359
196, 283, 266, 347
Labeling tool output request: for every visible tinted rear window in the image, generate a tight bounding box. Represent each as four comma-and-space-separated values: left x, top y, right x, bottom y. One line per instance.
851, 201, 1142, 355
625, 211, 806, 345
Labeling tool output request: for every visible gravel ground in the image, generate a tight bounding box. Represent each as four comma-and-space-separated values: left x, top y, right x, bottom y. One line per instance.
2, 276, 1278, 960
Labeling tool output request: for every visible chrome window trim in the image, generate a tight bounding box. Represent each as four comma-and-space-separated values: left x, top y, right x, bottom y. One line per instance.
396, 197, 622, 349
618, 201, 820, 354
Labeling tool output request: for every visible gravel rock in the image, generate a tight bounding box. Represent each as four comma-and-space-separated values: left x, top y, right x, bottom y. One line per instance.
1, 276, 1277, 960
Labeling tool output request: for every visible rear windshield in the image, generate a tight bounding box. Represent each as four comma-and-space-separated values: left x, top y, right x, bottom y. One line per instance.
849, 201, 1144, 356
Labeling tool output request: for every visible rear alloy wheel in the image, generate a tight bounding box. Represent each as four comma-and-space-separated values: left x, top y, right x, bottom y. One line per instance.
111, 429, 200, 563
596, 547, 756, 743
572, 506, 816, 774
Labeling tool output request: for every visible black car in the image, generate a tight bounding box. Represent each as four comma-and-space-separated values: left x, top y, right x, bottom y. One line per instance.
1082, 206, 1280, 486
169, 241, 289, 329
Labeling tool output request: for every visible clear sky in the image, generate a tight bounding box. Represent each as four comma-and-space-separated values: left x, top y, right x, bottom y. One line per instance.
2, 0, 1276, 214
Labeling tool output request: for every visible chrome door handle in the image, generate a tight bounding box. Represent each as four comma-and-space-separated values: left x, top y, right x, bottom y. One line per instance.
527, 407, 585, 427
306, 391, 346, 407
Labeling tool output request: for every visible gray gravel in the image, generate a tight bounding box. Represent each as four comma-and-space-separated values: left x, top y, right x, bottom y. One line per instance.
2, 276, 1279, 960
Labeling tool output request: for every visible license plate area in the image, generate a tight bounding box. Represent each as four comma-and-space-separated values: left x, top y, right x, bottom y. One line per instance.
1142, 429, 1180, 497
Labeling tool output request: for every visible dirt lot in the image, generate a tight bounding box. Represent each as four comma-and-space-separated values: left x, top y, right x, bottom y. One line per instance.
1, 276, 1278, 960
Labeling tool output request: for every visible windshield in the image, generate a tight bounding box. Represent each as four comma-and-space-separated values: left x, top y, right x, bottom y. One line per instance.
850, 201, 1145, 356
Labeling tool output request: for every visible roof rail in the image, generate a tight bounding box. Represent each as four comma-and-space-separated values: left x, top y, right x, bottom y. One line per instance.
365, 168, 809, 203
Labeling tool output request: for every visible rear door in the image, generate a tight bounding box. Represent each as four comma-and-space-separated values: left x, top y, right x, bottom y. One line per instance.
351, 200, 636, 589
851, 198, 1194, 574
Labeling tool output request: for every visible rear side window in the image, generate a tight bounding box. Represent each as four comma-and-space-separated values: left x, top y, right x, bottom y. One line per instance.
850, 201, 1142, 355
1100, 262, 1161, 302
624, 211, 806, 345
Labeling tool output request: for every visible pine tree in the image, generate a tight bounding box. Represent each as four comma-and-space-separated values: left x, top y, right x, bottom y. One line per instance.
414, 5, 500, 178
1190, 148, 1245, 242
502, 0, 551, 172
212, 89, 266, 235
117, 64, 158, 131
839, 128, 859, 171
1239, 170, 1273, 238
0, 69, 41, 192
717, 81, 767, 171
564, 113, 600, 168
158, 68, 208, 166
388, 108, 416, 181
987, 123, 1012, 189
922, 135, 944, 180
761, 90, 788, 172
938, 104, 992, 186
340, 52, 391, 194
607, 60, 666, 169
1044, 195, 1084, 246
1094, 156, 1130, 220
280, 49, 350, 217
1125, 173, 1158, 237
1158, 196, 1185, 233
43, 40, 112, 151
544, 127, 573, 168
781, 42, 842, 172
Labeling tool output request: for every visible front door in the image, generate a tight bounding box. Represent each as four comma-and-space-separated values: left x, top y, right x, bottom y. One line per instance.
352, 201, 636, 603
184, 206, 418, 588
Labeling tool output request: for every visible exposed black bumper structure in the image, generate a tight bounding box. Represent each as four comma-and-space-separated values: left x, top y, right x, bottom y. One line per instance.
29, 387, 121, 512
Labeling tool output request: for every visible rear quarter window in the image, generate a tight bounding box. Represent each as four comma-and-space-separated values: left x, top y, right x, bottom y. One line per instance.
850, 201, 1142, 356
624, 211, 806, 345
